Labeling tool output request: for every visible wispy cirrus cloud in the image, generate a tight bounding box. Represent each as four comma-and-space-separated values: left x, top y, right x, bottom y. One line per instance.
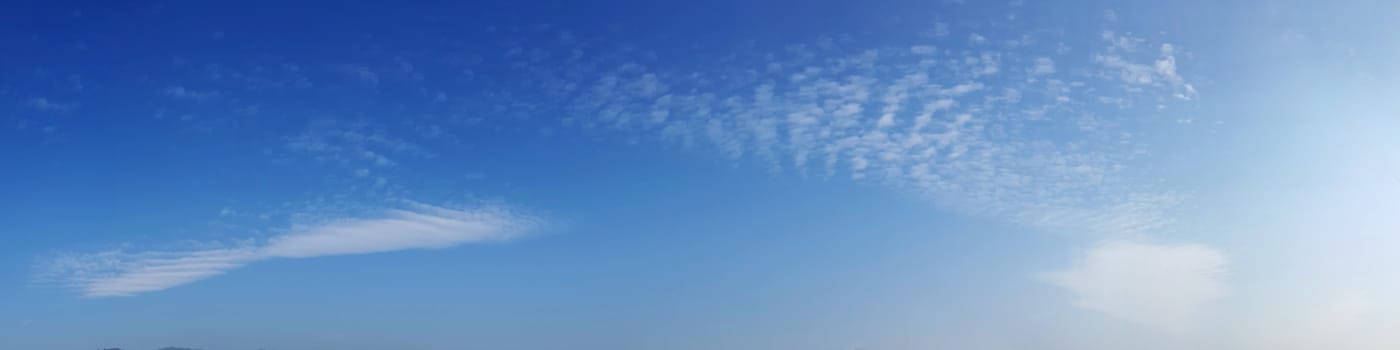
284, 120, 429, 170
37, 204, 538, 298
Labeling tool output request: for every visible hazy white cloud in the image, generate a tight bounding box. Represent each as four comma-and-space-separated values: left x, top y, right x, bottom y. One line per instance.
928, 22, 950, 37
1093, 34, 1197, 101
77, 248, 261, 298
338, 64, 380, 85
1103, 9, 1119, 22
39, 204, 536, 297
284, 121, 428, 172
1032, 57, 1056, 75
1101, 31, 1144, 52
969, 33, 987, 44
27, 98, 79, 113
262, 206, 524, 258
1095, 54, 1158, 84
1040, 240, 1228, 332
1251, 293, 1400, 350
162, 86, 220, 100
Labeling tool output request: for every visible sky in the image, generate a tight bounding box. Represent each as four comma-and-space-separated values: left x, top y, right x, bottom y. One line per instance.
2, 0, 1399, 349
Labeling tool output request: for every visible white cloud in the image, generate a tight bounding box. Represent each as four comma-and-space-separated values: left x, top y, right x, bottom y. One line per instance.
1254, 293, 1400, 350
931, 22, 950, 37
1040, 240, 1228, 332
27, 98, 79, 113
38, 204, 536, 298
262, 206, 524, 258
1101, 31, 1144, 52
1032, 57, 1056, 75
284, 121, 429, 173
969, 33, 987, 44
78, 248, 260, 298
162, 86, 220, 100
339, 64, 380, 85
510, 23, 1196, 237
1094, 37, 1197, 101
1095, 54, 1158, 84
940, 82, 984, 96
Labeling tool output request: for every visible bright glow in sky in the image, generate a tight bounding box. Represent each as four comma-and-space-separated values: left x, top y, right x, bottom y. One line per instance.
3, 1, 1399, 349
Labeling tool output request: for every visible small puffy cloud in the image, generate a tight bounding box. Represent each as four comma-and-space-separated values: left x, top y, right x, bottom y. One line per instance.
969, 33, 987, 44
877, 113, 895, 128
1032, 57, 1056, 75
1095, 54, 1157, 84
931, 22, 950, 37
1040, 240, 1228, 332
1155, 45, 1181, 82
1094, 41, 1198, 101
940, 82, 984, 96
1101, 31, 1144, 52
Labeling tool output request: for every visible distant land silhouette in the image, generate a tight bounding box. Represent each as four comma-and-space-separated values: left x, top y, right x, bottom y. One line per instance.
99, 347, 203, 350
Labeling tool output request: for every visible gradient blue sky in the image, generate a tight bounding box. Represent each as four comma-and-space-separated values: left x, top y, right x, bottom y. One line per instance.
3, 1, 1400, 349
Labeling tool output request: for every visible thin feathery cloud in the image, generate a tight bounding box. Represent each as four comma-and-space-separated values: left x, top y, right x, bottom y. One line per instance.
37, 204, 537, 298
283, 121, 430, 171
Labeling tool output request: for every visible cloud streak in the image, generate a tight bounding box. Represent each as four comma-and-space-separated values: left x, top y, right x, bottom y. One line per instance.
38, 204, 537, 298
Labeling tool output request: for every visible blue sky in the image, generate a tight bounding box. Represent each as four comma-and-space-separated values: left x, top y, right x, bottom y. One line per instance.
3, 0, 1400, 349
